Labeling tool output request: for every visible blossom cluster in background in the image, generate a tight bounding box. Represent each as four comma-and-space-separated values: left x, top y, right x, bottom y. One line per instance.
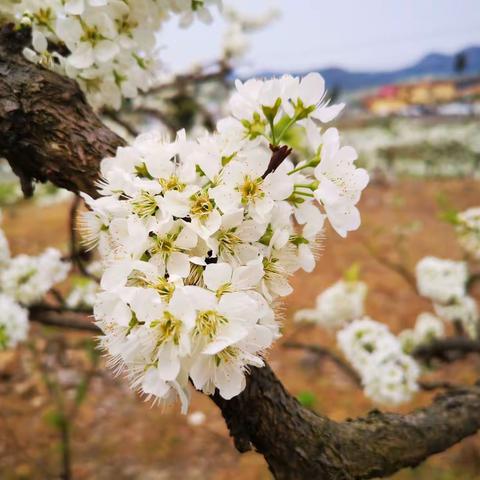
295, 271, 422, 405
222, 4, 280, 61
5, 0, 221, 109
399, 312, 445, 353
416, 256, 479, 338
456, 207, 480, 261
293, 278, 367, 328
294, 215, 480, 406
81, 73, 368, 411
338, 318, 420, 405
0, 211, 70, 350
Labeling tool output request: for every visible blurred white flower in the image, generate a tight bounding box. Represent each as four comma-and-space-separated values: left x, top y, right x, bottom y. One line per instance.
456, 207, 480, 260
337, 317, 419, 405
0, 248, 70, 306
434, 296, 479, 339
0, 294, 29, 350
294, 279, 367, 329
416, 256, 468, 304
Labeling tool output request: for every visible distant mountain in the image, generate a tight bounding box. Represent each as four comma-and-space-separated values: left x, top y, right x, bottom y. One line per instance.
254, 46, 480, 92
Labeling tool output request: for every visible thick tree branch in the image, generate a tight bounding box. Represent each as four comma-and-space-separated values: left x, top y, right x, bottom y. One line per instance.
2, 26, 480, 480
213, 363, 480, 479
0, 24, 125, 197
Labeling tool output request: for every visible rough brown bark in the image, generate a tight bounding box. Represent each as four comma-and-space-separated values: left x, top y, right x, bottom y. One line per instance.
1, 24, 480, 480
0, 24, 124, 198
213, 363, 480, 480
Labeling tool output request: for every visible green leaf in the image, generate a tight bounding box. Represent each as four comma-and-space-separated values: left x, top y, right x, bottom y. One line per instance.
344, 262, 361, 283
297, 390, 316, 408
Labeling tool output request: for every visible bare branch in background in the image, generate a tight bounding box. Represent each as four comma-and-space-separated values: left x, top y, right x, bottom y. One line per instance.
283, 340, 361, 386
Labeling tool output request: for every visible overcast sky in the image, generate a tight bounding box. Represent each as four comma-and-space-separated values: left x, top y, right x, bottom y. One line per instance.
160, 0, 480, 75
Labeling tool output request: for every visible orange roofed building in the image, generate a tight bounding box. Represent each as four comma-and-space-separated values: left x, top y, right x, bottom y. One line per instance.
363, 76, 479, 115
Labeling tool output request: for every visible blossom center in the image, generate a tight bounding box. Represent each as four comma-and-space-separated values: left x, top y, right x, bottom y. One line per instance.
152, 311, 182, 346
151, 234, 180, 258
238, 176, 264, 205
190, 193, 214, 219
159, 174, 186, 192
195, 310, 227, 338
217, 229, 241, 256
132, 192, 158, 218
215, 346, 239, 366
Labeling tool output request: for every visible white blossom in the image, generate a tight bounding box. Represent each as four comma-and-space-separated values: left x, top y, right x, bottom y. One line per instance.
294, 279, 367, 328
416, 256, 468, 304
337, 317, 419, 405
81, 73, 365, 411
13, 0, 223, 109
434, 296, 479, 339
413, 312, 445, 343
66, 277, 99, 309
0, 248, 70, 305
362, 353, 420, 406
0, 294, 29, 350
456, 207, 480, 260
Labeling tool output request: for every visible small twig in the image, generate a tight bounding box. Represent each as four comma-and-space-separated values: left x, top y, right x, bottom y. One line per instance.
50, 288, 65, 306
283, 341, 361, 386
32, 302, 93, 315
146, 64, 231, 95
362, 239, 417, 291
419, 380, 459, 391
133, 107, 177, 135
103, 109, 140, 137
30, 309, 99, 333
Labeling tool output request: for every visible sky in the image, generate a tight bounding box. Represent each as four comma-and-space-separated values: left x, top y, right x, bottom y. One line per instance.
160, 0, 480, 75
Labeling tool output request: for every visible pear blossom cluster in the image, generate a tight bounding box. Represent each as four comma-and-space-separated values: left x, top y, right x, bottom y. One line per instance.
81, 73, 369, 410
456, 207, 480, 260
222, 4, 280, 61
337, 318, 420, 405
0, 216, 29, 350
0, 294, 29, 350
294, 278, 367, 328
66, 276, 99, 309
0, 248, 70, 306
229, 73, 368, 237
399, 312, 445, 353
9, 0, 221, 109
415, 256, 478, 338
0, 213, 70, 349
416, 256, 468, 304
292, 273, 454, 405
434, 298, 478, 339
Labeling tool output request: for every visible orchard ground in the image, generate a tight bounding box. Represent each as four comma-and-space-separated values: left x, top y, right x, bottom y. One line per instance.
1, 177, 479, 480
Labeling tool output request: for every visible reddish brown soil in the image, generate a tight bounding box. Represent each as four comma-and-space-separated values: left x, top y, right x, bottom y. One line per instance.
1, 178, 480, 480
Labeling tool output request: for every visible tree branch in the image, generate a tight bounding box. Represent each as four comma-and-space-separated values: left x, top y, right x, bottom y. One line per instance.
213, 362, 480, 479
0, 24, 125, 197
414, 337, 480, 363
283, 340, 361, 386
29, 307, 99, 332
2, 27, 480, 480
